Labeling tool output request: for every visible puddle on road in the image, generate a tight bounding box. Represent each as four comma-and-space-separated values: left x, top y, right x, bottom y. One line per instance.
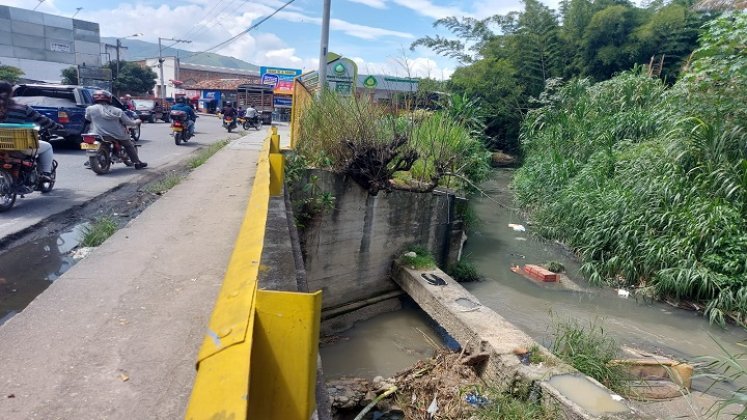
548, 374, 630, 416
0, 223, 87, 325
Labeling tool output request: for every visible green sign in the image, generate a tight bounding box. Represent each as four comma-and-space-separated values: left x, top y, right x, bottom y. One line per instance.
363, 75, 378, 88
335, 82, 352, 94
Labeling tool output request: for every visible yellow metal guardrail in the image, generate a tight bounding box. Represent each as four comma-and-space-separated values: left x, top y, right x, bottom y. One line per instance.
186, 127, 321, 420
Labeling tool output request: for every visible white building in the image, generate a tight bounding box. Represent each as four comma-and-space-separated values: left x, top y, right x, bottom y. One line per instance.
138, 57, 258, 99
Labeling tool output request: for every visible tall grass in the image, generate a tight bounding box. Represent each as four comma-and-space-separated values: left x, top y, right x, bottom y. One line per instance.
295, 90, 489, 193
188, 139, 231, 169
514, 14, 747, 325
551, 319, 628, 393
80, 216, 118, 247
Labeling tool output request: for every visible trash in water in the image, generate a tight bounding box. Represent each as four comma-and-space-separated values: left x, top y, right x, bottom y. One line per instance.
514, 237, 527, 241
464, 392, 489, 407
403, 251, 417, 258
510, 253, 526, 259
610, 394, 624, 401
508, 223, 526, 232
617, 289, 630, 298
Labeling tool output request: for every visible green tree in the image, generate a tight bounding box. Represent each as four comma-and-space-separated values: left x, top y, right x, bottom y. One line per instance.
449, 58, 524, 152
108, 61, 157, 95
0, 65, 24, 83
580, 4, 646, 80
60, 66, 79, 85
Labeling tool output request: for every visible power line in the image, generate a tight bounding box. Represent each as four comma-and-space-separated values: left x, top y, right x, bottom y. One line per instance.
184, 0, 298, 60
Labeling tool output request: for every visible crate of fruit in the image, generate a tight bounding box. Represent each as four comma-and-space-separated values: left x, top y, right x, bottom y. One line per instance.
0, 123, 39, 151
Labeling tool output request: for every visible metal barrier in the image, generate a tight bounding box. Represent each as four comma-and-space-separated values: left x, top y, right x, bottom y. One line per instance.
185, 127, 321, 420
290, 79, 313, 149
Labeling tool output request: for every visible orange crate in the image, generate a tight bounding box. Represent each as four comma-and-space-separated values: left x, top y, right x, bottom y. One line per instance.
0, 125, 39, 150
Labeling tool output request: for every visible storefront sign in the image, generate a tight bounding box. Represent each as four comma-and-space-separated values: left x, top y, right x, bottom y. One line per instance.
298, 53, 358, 95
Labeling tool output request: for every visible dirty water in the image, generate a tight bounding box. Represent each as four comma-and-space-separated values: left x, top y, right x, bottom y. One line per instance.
548, 374, 630, 416
319, 306, 444, 379
462, 170, 747, 386
0, 223, 88, 325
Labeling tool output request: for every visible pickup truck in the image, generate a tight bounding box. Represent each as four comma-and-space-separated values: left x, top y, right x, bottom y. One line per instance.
12, 84, 94, 145
12, 84, 139, 145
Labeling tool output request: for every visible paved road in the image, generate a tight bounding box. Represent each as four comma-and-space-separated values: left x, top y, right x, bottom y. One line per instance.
0, 114, 252, 242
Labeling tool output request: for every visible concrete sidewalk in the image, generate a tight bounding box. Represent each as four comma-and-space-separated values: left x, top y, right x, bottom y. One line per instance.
0, 132, 270, 419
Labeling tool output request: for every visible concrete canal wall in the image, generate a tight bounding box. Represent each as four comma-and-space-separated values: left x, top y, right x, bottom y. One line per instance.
292, 169, 464, 309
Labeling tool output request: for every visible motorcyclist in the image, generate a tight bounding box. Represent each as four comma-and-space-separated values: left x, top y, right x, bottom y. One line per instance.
85, 90, 147, 169
237, 107, 245, 118
171, 97, 197, 137
0, 81, 62, 182
222, 103, 237, 119
246, 104, 259, 125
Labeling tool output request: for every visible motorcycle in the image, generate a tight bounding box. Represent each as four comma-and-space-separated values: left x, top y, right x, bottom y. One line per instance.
239, 115, 261, 131
80, 134, 135, 175
222, 116, 237, 133
0, 126, 57, 212
170, 110, 193, 145
125, 109, 141, 142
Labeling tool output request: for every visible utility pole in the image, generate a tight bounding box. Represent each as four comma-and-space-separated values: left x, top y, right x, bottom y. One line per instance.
317, 0, 331, 96
108, 33, 142, 95
158, 37, 192, 105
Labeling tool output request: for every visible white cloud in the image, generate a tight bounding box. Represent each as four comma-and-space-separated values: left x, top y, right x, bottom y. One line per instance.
330, 19, 414, 40
352, 56, 453, 80
347, 0, 389, 9
390, 0, 471, 20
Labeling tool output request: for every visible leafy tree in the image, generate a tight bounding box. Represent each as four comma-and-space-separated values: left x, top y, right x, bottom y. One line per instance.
108, 61, 157, 95
449, 58, 524, 152
0, 65, 24, 83
60, 67, 79, 85
580, 4, 646, 80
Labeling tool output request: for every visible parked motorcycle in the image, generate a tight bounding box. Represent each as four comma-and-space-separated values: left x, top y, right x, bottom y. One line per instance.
223, 116, 237, 133
80, 134, 135, 175
0, 125, 57, 212
170, 110, 193, 145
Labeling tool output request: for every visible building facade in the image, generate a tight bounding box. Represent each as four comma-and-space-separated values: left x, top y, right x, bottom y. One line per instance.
0, 6, 101, 82
137, 57, 259, 100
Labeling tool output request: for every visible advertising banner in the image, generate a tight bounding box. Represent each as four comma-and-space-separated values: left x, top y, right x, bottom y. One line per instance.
260, 66, 302, 95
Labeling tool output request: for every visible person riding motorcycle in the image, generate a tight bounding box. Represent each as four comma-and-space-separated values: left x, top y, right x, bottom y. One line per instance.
171, 97, 197, 137
222, 103, 237, 119
246, 104, 259, 125
0, 81, 62, 182
85, 90, 147, 169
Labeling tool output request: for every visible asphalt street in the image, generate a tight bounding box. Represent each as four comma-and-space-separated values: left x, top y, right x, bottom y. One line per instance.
0, 114, 254, 242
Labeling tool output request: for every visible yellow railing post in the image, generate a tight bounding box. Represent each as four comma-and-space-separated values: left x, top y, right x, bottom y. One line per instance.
269, 152, 284, 197
270, 126, 280, 153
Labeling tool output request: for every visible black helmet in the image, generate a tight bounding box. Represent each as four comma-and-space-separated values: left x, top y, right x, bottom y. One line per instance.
92, 90, 112, 103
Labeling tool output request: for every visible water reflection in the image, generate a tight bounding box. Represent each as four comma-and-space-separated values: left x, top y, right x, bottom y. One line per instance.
0, 224, 86, 324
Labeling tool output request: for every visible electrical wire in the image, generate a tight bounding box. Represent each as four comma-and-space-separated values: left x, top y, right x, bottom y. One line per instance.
183, 0, 298, 60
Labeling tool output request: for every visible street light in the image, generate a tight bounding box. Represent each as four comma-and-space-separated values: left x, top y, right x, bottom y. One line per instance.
32, 0, 45, 11
113, 33, 143, 95
158, 37, 192, 104
72, 7, 82, 18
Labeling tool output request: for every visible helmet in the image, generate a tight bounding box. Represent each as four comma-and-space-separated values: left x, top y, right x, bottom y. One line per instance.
125, 94, 132, 99
93, 90, 112, 103
0, 81, 12, 97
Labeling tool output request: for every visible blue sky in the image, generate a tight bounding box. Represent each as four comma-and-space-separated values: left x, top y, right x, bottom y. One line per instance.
9, 0, 560, 78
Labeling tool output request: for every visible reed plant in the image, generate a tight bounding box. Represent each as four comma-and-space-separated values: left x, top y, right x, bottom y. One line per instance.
80, 216, 118, 247
514, 14, 747, 326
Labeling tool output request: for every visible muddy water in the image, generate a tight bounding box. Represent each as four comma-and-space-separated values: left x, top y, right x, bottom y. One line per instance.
0, 224, 86, 325
463, 170, 747, 372
319, 305, 444, 379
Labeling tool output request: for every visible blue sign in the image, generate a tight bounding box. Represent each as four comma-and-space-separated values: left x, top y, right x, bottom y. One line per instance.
261, 74, 280, 88
274, 96, 293, 107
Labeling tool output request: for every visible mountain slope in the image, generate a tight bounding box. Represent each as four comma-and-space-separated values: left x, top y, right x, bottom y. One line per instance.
102, 38, 258, 71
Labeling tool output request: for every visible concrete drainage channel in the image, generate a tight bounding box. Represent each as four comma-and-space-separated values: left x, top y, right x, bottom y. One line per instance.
392, 263, 645, 419
0, 166, 192, 326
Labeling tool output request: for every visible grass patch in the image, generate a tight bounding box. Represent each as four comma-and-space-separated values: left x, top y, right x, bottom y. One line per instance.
144, 172, 184, 194
528, 344, 545, 364
473, 383, 556, 419
80, 216, 118, 247
401, 245, 437, 270
547, 261, 565, 273
188, 139, 231, 169
550, 319, 628, 393
449, 258, 481, 282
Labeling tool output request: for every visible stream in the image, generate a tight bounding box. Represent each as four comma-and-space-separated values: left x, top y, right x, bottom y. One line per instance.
321, 170, 747, 392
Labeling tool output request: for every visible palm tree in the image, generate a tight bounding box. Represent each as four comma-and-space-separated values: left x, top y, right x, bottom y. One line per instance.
693, 0, 746, 10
